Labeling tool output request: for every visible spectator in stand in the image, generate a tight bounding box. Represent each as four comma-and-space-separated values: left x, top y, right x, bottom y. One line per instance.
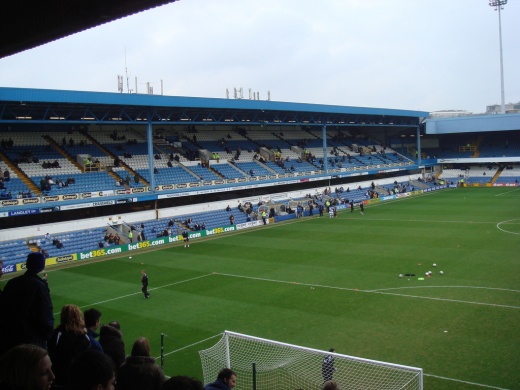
116, 337, 165, 390
68, 349, 116, 390
0, 252, 54, 357
204, 368, 237, 390
0, 344, 55, 390
3, 169, 9, 182
99, 321, 126, 372
48, 304, 91, 387
161, 376, 203, 390
84, 308, 103, 352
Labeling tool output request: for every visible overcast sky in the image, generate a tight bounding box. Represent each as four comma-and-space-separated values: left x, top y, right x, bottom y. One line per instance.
0, 0, 518, 114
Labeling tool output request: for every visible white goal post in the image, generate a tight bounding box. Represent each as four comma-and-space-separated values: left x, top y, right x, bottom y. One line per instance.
199, 331, 423, 390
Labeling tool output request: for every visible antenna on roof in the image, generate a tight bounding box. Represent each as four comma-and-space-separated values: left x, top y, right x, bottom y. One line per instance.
125, 47, 133, 94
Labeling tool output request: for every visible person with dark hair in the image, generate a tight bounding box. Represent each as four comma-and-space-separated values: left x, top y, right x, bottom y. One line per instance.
116, 337, 165, 390
68, 349, 116, 390
322, 348, 336, 383
160, 376, 203, 390
0, 252, 54, 356
48, 304, 91, 387
99, 321, 126, 372
84, 308, 103, 352
0, 344, 55, 390
141, 270, 150, 298
204, 368, 237, 390
322, 380, 340, 390
182, 230, 189, 248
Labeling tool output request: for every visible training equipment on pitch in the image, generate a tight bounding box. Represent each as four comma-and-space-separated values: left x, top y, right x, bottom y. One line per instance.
432, 263, 437, 267
399, 274, 403, 278
439, 271, 444, 275
199, 330, 423, 389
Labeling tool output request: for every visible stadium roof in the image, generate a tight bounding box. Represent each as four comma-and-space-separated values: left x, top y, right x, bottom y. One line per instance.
0, 0, 179, 59
425, 113, 520, 134
0, 87, 428, 128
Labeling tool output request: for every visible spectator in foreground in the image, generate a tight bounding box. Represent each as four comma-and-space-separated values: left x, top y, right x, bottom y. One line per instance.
0, 252, 53, 356
204, 368, 237, 390
68, 349, 116, 390
48, 304, 91, 387
116, 337, 165, 390
84, 308, 103, 352
99, 321, 126, 372
160, 376, 203, 390
0, 344, 55, 390
323, 380, 340, 390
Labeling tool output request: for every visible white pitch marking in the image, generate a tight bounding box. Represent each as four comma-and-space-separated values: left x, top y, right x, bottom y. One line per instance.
54, 273, 213, 315
214, 273, 520, 310
496, 218, 520, 235
424, 373, 511, 390
368, 285, 520, 294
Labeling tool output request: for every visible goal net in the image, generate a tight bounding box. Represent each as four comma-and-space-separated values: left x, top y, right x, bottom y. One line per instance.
199, 331, 423, 390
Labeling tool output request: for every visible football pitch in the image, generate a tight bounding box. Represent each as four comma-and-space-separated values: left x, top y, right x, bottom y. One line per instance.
10, 187, 520, 389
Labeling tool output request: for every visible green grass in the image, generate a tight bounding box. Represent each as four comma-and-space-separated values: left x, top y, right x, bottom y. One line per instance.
3, 187, 520, 389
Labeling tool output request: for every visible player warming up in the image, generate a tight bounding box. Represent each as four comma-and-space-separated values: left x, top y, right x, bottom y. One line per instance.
141, 270, 150, 298
182, 230, 190, 248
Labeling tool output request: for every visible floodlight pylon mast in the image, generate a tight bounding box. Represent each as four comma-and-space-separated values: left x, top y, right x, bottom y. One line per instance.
489, 0, 507, 114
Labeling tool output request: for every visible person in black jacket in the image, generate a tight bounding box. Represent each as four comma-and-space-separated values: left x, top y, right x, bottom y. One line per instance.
322, 348, 336, 383
99, 321, 126, 372
48, 304, 91, 387
141, 270, 150, 298
0, 252, 54, 357
68, 349, 116, 390
204, 368, 237, 390
116, 337, 165, 390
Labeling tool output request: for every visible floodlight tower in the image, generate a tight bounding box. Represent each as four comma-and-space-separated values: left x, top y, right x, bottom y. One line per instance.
489, 0, 507, 114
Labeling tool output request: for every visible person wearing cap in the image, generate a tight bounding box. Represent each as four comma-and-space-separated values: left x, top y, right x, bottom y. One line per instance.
0, 252, 54, 356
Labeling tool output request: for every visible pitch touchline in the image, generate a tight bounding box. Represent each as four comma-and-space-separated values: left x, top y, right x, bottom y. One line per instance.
214, 273, 520, 310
